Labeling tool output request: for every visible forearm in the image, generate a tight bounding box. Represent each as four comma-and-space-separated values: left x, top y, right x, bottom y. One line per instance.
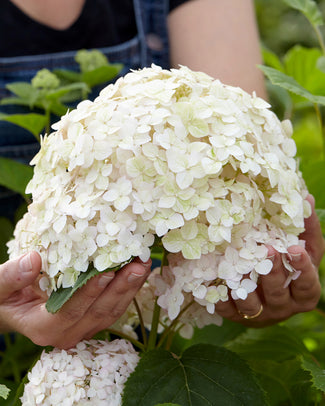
168, 0, 267, 98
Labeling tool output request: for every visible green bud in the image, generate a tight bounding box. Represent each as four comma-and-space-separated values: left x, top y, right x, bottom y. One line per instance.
31, 69, 60, 90
75, 49, 109, 73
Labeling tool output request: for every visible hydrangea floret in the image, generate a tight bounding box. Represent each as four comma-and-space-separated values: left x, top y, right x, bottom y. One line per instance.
8, 64, 310, 326
20, 339, 139, 406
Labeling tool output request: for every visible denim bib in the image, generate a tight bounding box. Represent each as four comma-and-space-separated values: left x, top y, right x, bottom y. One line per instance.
0, 0, 170, 218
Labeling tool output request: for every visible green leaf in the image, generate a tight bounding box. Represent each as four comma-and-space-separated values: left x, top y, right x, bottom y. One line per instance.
122, 344, 267, 406
300, 355, 325, 392
0, 113, 47, 138
284, 46, 325, 96
316, 208, 325, 224
316, 55, 325, 73
0, 157, 33, 197
46, 268, 101, 313
5, 82, 40, 107
226, 325, 308, 362
0, 385, 10, 400
300, 161, 325, 209
154, 404, 181, 406
249, 358, 315, 406
262, 46, 284, 71
171, 320, 246, 354
46, 82, 90, 101
293, 113, 323, 164
259, 65, 325, 105
46, 259, 132, 313
48, 100, 69, 117
53, 69, 82, 83
81, 64, 123, 88
155, 404, 182, 406
282, 0, 324, 27
0, 96, 35, 107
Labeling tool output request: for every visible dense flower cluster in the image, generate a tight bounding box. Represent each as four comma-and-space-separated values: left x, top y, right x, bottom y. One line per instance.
20, 339, 139, 406
8, 64, 310, 320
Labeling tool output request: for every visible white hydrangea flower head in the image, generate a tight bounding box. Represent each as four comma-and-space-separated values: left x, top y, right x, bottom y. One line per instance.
8, 64, 310, 323
20, 339, 139, 406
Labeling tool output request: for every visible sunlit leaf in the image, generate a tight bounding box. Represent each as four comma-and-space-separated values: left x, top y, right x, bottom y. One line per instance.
284, 46, 325, 96
316, 209, 325, 224
293, 113, 323, 163
282, 0, 324, 27
262, 47, 284, 71
300, 161, 325, 208
316, 55, 325, 73
259, 65, 325, 105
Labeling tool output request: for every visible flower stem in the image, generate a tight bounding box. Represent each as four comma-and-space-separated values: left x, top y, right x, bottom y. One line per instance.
315, 25, 325, 57
314, 103, 325, 159
157, 299, 195, 349
146, 297, 161, 351
133, 297, 147, 347
106, 328, 145, 352
146, 248, 167, 350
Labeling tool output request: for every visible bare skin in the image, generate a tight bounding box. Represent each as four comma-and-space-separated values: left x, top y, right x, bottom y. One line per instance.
0, 255, 151, 349
10, 0, 86, 30
168, 0, 267, 98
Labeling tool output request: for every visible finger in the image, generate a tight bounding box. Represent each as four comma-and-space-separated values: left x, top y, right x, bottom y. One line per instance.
75, 260, 151, 341
0, 252, 42, 301
258, 248, 291, 314
234, 291, 262, 320
288, 247, 321, 309
56, 271, 116, 325
300, 194, 325, 267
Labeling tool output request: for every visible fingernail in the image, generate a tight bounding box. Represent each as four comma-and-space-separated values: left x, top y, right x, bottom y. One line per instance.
128, 272, 145, 283
19, 253, 33, 273
289, 253, 301, 262
98, 272, 114, 288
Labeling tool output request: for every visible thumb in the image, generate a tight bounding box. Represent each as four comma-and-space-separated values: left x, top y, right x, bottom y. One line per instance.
301, 195, 325, 267
0, 252, 42, 301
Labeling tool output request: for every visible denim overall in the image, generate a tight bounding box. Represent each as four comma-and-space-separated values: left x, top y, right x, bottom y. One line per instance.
0, 0, 171, 219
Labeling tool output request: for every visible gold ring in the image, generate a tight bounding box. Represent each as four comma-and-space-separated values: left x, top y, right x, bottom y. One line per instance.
238, 304, 263, 320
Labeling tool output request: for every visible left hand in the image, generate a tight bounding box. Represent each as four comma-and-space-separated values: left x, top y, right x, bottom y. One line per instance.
214, 194, 325, 326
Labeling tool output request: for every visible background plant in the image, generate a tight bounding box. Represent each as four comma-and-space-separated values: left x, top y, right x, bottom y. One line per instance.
1, 2, 325, 405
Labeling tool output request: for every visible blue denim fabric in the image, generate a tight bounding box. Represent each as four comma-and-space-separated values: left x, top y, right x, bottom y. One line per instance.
0, 0, 170, 219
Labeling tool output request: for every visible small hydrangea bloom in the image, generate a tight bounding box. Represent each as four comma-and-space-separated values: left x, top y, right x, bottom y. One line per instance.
8, 64, 310, 323
20, 339, 139, 406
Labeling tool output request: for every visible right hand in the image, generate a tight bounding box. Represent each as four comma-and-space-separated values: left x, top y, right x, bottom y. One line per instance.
0, 251, 151, 349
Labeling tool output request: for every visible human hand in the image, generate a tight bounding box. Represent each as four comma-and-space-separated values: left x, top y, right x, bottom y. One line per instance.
215, 194, 325, 326
0, 252, 151, 349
